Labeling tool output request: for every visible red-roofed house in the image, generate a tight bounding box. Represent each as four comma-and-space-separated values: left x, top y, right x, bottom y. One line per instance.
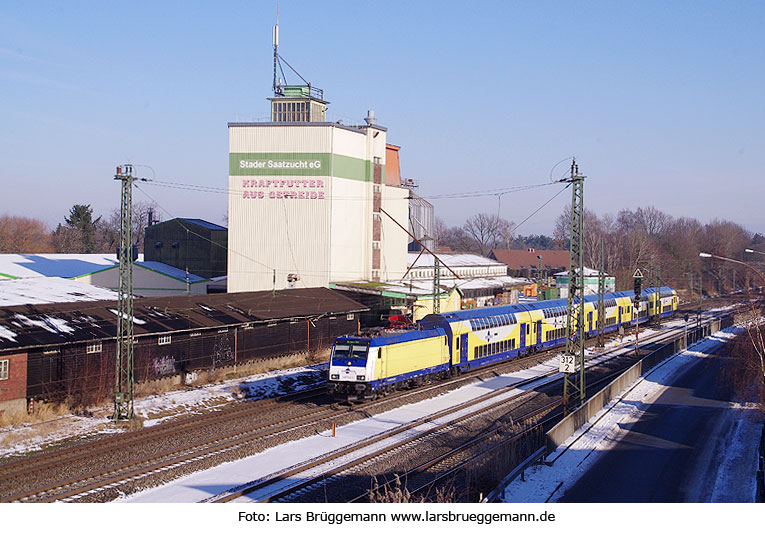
489, 249, 569, 278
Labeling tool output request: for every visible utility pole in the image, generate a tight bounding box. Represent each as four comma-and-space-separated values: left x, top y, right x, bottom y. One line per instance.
113, 164, 149, 422
655, 264, 661, 321
597, 237, 605, 347
536, 255, 543, 301
433, 257, 441, 313
633, 269, 644, 356
648, 260, 653, 319
561, 160, 586, 415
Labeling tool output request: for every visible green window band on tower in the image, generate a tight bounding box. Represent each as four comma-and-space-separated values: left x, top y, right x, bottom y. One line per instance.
229, 152, 382, 182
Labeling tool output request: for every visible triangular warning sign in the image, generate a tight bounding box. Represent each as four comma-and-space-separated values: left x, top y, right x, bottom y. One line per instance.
633, 268, 644, 278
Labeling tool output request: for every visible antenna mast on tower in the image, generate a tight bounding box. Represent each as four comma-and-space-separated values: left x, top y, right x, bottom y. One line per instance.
272, 8, 282, 96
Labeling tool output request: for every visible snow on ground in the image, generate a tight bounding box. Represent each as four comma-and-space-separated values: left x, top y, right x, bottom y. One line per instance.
501, 326, 762, 503
122, 323, 686, 503
0, 317, 666, 459
0, 363, 327, 457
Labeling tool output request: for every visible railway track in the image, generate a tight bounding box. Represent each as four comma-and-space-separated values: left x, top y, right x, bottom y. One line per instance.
207, 313, 716, 503
0, 301, 738, 502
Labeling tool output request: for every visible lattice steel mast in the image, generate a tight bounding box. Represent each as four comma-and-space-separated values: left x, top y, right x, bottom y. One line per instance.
597, 237, 605, 347
113, 164, 149, 421
562, 160, 586, 414
433, 257, 441, 313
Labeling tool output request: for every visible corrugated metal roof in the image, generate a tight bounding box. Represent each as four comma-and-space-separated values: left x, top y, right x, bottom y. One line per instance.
0, 287, 367, 352
179, 218, 227, 231
454, 276, 527, 290
408, 253, 505, 268
138, 261, 208, 283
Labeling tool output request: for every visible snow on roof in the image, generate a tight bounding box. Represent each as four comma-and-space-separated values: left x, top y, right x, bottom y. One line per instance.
453, 276, 527, 290
0, 253, 143, 279
0, 277, 119, 307
554, 267, 604, 277
0, 288, 368, 351
138, 261, 207, 283
0, 254, 215, 284
340, 275, 528, 297
408, 253, 506, 269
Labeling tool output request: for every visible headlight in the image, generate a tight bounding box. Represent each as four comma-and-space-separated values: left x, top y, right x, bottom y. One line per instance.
357, 375, 365, 381
330, 374, 339, 380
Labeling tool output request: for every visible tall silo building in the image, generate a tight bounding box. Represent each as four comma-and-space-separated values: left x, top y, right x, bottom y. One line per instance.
227, 28, 408, 292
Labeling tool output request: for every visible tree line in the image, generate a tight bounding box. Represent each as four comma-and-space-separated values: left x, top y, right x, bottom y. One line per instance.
0, 202, 157, 255
435, 207, 763, 295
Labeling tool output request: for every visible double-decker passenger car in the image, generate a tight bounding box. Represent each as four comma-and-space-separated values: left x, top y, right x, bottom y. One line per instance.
328, 287, 677, 401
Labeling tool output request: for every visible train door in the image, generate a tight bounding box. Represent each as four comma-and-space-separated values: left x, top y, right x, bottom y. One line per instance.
588, 311, 593, 335
618, 306, 622, 327
460, 333, 468, 368
536, 320, 542, 350
520, 323, 526, 351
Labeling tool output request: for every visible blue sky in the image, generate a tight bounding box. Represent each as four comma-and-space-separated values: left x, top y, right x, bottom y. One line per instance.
1, 1, 763, 236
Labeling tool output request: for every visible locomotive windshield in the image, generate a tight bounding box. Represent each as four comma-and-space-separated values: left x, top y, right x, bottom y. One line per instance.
331, 341, 370, 367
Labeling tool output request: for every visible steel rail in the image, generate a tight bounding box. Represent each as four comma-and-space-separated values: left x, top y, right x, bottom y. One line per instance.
208, 309, 722, 503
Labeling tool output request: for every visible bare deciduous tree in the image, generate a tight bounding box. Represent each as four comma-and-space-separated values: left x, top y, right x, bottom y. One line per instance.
0, 215, 53, 253
106, 200, 158, 253
463, 213, 514, 256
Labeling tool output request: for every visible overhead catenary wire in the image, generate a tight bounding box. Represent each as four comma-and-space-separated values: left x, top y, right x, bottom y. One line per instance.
132, 169, 570, 282
144, 178, 554, 203
135, 184, 275, 272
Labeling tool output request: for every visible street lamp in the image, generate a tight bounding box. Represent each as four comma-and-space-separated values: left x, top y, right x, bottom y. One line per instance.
700, 252, 765, 385
745, 248, 765, 258
699, 252, 765, 287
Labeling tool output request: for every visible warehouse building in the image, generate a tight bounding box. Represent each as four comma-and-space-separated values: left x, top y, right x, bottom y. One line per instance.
144, 218, 227, 280
0, 288, 366, 417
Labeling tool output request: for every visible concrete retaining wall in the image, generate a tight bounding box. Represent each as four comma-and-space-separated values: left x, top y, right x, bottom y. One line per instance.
546, 315, 731, 456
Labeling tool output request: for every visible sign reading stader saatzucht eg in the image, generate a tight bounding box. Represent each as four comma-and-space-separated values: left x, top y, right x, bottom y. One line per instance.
231, 153, 331, 201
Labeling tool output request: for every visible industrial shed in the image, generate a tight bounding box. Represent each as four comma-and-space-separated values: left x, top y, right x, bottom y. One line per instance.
0, 288, 367, 415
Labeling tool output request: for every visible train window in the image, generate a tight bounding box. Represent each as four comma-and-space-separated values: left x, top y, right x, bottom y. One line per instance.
526, 324, 530, 335
444, 336, 448, 346
456, 338, 460, 350
474, 347, 478, 358
333, 345, 350, 359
